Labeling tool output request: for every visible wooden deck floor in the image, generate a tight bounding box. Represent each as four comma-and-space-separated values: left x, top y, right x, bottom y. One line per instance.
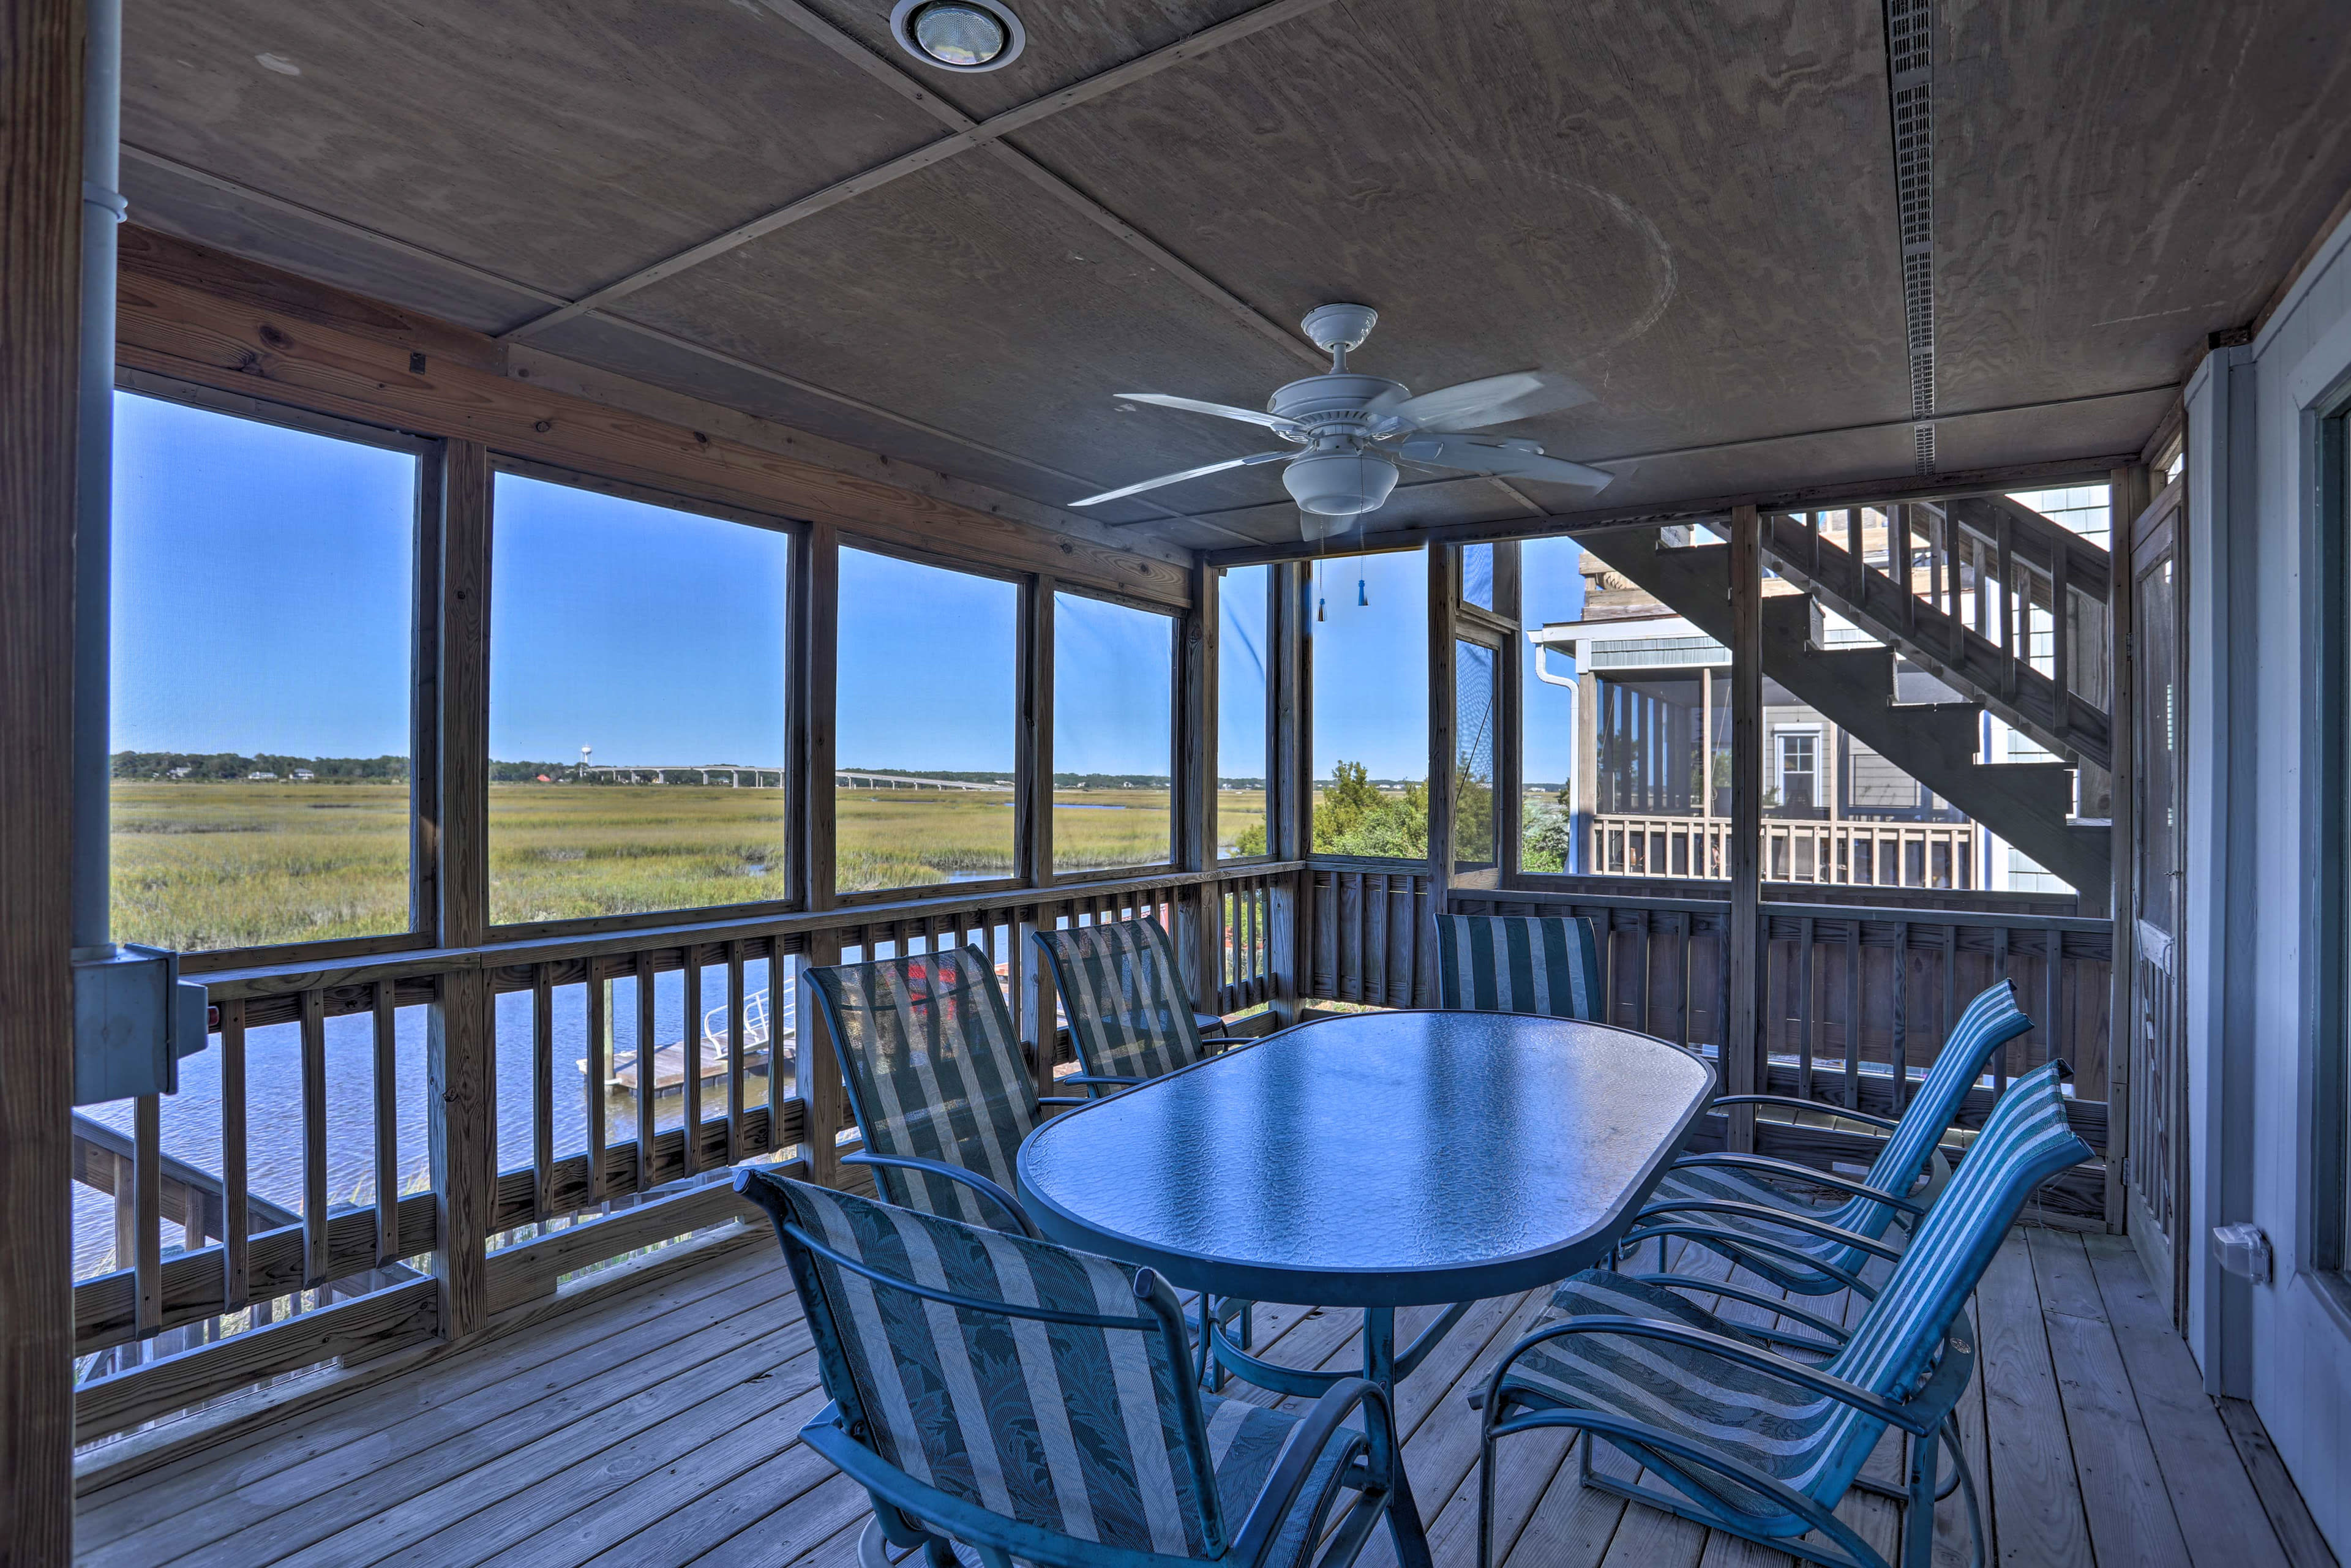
75, 1223, 2332, 1568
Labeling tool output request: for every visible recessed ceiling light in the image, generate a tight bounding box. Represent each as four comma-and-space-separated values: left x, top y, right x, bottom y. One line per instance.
890, 0, 1024, 73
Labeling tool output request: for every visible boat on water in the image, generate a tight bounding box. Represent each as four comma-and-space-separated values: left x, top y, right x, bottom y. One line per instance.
580, 953, 1013, 1093
582, 986, 793, 1095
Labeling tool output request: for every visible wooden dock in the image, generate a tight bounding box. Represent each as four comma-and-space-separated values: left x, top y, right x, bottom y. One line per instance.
72, 1221, 2331, 1568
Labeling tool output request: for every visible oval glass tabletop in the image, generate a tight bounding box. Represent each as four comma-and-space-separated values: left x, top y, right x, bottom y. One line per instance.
1015, 1010, 1716, 1308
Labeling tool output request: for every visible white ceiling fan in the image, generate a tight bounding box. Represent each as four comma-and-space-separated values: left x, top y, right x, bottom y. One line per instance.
1073, 303, 1612, 539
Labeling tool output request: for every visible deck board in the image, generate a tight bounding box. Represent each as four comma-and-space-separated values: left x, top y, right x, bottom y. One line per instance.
73, 1223, 2316, 1568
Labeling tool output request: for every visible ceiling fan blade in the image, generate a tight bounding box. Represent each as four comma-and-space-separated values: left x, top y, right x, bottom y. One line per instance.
1397, 435, 1612, 492
1117, 392, 1302, 435
1070, 449, 1290, 508
1379, 370, 1594, 433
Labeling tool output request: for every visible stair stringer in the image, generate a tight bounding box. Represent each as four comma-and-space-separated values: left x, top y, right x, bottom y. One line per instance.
1581, 535, 2112, 897
1756, 504, 2111, 770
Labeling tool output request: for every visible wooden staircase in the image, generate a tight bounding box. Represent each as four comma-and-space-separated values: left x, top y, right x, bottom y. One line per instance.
1581, 524, 2112, 897
1760, 498, 2112, 770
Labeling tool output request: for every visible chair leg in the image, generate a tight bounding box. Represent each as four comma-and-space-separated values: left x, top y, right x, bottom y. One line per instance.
1943, 1417, 1985, 1568
1476, 1426, 1502, 1568
1902, 1415, 1940, 1567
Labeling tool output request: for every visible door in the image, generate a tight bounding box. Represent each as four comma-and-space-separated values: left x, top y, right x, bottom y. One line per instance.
2126, 479, 2189, 1320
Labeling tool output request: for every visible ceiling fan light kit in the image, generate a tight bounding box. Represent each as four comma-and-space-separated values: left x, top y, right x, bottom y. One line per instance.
1072, 304, 1612, 538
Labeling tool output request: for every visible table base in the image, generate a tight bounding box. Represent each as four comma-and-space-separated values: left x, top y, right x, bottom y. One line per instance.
1207, 1299, 1474, 1399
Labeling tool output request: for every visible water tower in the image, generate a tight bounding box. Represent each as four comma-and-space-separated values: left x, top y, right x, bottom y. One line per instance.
579, 744, 592, 782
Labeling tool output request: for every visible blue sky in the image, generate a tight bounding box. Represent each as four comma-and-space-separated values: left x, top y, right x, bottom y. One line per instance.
113, 394, 418, 757
113, 390, 1584, 780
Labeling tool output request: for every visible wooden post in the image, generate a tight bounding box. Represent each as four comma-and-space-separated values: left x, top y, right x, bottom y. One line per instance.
1578, 662, 1604, 871
1021, 576, 1056, 889
1018, 913, 1060, 1100
1494, 541, 1524, 879
1267, 561, 1310, 1021
2105, 462, 2148, 1232
1183, 561, 1220, 1009
1427, 544, 1459, 891
0, 0, 81, 1528
799, 932, 846, 1186
797, 522, 838, 915
427, 439, 492, 1340
1727, 506, 1763, 1151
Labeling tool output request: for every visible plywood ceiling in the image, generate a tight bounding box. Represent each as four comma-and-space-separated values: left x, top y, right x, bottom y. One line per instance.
119, 0, 2351, 551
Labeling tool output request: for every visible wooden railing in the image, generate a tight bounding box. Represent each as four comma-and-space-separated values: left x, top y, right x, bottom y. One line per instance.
1303, 877, 2113, 1220
66, 861, 1300, 1441
1306, 863, 1439, 1007
1591, 813, 1979, 890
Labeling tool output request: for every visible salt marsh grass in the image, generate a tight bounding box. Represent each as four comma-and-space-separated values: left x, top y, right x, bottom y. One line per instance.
110, 782, 1269, 950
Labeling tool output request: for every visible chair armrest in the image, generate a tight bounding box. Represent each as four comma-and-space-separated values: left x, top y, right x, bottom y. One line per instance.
1670, 1153, 1925, 1216
1058, 1073, 1142, 1100
1487, 1314, 1934, 1435
1708, 1093, 1901, 1133
1625, 1272, 1853, 1352
841, 1152, 1038, 1238
1199, 1035, 1254, 1049
1627, 1196, 1905, 1264
1620, 1220, 1879, 1300
1230, 1375, 1393, 1566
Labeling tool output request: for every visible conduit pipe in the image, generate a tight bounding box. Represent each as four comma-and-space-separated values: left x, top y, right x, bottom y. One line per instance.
73, 0, 122, 962
70, 0, 208, 1104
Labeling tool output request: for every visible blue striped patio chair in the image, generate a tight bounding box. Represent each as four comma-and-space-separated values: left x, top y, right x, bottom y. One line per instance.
1621, 979, 2034, 1305
1434, 913, 1603, 1020
1033, 917, 1255, 1094
735, 1169, 1434, 1568
1035, 917, 1261, 1387
1475, 1059, 2091, 1568
806, 947, 1087, 1239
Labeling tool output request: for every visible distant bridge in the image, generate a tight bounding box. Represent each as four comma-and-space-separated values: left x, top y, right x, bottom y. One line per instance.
579, 765, 784, 787
571, 765, 1010, 791
835, 771, 1011, 792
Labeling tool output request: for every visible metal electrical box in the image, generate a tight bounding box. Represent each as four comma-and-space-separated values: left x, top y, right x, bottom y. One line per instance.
72, 943, 212, 1104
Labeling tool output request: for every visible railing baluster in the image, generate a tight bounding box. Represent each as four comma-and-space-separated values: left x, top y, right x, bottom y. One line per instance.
135, 1093, 162, 1338
375, 979, 401, 1263
1637, 907, 1654, 1036
585, 961, 607, 1203
1890, 920, 1910, 1113
1843, 920, 1862, 1110
1676, 910, 1693, 1051
635, 950, 657, 1192
1941, 923, 1958, 1090
1992, 926, 2012, 1093
727, 939, 747, 1162
220, 997, 249, 1313
2050, 539, 2071, 739
770, 942, 788, 1154
2043, 929, 2064, 1082
681, 945, 702, 1180
1798, 915, 1815, 1101
300, 987, 328, 1286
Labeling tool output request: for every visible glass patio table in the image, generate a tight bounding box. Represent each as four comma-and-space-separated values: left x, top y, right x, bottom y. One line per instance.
1016, 1008, 1716, 1399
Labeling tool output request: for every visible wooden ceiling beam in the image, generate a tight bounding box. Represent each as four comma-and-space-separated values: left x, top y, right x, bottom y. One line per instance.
113, 227, 1194, 604
1198, 452, 2145, 566
496, 0, 1340, 364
